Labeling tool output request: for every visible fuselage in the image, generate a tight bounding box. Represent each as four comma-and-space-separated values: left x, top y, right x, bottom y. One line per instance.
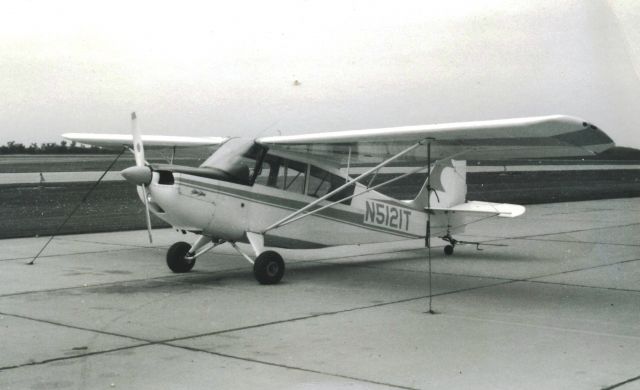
141, 138, 446, 249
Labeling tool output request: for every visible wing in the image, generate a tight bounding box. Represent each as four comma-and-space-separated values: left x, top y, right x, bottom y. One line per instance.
256, 115, 614, 164
62, 133, 228, 149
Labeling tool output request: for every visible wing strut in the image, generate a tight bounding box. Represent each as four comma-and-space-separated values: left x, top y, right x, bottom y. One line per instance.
262, 139, 429, 234
271, 163, 430, 229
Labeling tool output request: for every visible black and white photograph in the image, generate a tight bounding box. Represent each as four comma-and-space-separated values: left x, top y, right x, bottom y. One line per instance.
1, 1, 639, 389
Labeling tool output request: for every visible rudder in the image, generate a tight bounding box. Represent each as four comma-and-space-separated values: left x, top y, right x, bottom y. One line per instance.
406, 159, 467, 210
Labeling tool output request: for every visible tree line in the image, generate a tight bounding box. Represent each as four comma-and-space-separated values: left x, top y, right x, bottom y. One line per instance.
0, 140, 112, 154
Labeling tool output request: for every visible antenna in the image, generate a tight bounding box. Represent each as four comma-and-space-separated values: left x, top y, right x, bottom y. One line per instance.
426, 141, 436, 314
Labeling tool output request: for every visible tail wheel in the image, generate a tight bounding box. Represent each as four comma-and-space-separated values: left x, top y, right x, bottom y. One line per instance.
253, 251, 285, 285
167, 241, 196, 273
444, 245, 454, 256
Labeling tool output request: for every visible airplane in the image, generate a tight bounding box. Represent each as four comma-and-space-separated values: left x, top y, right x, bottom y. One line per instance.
63, 114, 614, 284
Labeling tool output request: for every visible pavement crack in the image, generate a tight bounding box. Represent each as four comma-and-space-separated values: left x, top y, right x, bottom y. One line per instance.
0, 344, 151, 372
525, 257, 640, 286
512, 237, 640, 247
601, 373, 640, 390
500, 221, 640, 241
55, 236, 170, 249
160, 279, 517, 345
0, 271, 209, 298
164, 344, 420, 390
0, 311, 150, 343
527, 279, 640, 293
0, 246, 139, 263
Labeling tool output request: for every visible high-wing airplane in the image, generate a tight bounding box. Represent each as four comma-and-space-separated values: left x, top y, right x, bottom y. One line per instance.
63, 114, 614, 284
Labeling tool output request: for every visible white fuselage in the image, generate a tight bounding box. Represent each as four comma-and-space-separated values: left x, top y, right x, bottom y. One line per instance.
145, 171, 448, 249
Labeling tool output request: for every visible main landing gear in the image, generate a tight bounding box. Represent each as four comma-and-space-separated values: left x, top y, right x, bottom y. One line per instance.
166, 234, 286, 285
166, 235, 222, 274
166, 242, 196, 272
230, 240, 285, 285
253, 251, 285, 285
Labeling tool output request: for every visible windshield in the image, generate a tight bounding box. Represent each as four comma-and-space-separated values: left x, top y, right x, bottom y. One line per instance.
200, 138, 264, 185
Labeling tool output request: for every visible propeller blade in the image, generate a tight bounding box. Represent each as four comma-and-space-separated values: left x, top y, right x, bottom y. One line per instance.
130, 112, 152, 243
131, 111, 145, 167
140, 185, 153, 243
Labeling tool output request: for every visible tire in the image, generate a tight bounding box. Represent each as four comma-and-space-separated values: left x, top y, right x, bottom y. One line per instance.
166, 241, 196, 273
253, 251, 285, 285
444, 245, 454, 256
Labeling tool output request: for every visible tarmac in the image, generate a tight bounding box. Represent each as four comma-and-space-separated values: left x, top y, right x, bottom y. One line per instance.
0, 197, 639, 389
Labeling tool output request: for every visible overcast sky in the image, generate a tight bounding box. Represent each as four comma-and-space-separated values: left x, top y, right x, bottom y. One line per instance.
1, 0, 639, 149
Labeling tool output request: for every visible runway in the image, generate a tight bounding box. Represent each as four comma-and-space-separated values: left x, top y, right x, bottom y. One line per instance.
1, 197, 639, 389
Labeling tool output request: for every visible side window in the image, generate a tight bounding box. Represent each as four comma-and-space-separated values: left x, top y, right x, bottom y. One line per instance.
257, 154, 306, 195
255, 155, 353, 205
307, 166, 332, 198
277, 159, 306, 194
308, 165, 353, 205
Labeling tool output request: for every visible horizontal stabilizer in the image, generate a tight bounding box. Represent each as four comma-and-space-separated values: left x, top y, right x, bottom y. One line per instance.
427, 201, 525, 218
62, 133, 227, 149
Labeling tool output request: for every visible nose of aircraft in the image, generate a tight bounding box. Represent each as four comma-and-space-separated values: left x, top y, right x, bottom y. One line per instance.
121, 165, 152, 185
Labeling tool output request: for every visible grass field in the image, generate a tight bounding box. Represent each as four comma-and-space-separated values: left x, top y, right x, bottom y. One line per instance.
0, 155, 638, 239
0, 182, 169, 239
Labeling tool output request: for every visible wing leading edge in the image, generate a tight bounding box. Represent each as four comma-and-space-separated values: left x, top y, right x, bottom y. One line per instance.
62, 133, 228, 149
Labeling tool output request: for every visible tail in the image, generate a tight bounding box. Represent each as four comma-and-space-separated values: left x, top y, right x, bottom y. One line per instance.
406, 159, 467, 209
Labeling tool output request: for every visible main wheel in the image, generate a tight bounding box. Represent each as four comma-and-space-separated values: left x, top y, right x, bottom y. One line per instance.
253, 251, 285, 285
444, 245, 454, 256
166, 241, 196, 273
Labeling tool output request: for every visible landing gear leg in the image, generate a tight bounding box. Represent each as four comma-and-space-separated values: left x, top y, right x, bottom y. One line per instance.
230, 233, 286, 285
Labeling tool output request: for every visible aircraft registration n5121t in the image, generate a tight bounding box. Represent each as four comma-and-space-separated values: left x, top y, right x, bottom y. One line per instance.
63, 114, 614, 284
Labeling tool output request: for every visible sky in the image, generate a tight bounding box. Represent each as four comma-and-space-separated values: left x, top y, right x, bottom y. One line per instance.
1, 0, 639, 149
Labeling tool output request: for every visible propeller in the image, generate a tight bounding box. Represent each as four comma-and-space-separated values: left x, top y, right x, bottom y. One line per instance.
121, 112, 153, 243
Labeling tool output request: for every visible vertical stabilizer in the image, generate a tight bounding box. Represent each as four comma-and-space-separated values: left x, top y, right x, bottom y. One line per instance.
407, 160, 467, 209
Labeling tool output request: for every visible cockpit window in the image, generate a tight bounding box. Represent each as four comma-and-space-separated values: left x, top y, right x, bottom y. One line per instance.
254, 152, 352, 204
255, 154, 306, 194
199, 138, 264, 185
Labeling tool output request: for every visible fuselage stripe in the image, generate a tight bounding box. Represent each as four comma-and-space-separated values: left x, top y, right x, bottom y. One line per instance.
174, 176, 423, 239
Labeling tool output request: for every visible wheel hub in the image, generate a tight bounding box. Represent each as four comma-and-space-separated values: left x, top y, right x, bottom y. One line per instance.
266, 261, 279, 277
